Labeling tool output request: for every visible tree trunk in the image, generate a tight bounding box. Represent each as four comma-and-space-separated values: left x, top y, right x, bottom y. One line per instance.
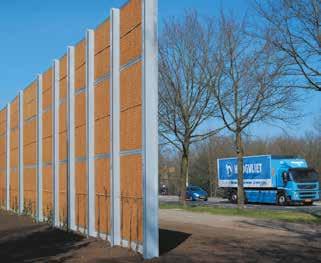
179, 148, 189, 205
236, 131, 245, 207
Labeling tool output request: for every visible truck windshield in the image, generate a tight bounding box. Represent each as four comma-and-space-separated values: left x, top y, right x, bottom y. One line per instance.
290, 169, 319, 183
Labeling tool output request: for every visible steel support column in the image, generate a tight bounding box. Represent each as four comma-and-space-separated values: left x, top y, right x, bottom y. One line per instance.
110, 7, 121, 246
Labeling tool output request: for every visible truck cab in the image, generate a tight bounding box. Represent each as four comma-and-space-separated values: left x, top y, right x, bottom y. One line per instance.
279, 167, 319, 205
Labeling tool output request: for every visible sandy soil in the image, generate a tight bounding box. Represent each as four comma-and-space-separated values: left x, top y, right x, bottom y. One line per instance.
0, 209, 321, 262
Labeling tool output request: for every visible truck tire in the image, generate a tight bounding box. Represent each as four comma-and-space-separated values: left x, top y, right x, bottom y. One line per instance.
277, 193, 287, 206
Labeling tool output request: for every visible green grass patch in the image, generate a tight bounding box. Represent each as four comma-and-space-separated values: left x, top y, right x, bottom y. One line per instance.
160, 203, 321, 224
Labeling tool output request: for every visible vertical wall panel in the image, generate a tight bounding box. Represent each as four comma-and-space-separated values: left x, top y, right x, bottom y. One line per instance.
10, 97, 19, 211
119, 0, 143, 247
23, 82, 37, 216
94, 17, 111, 237
95, 159, 110, 236
37, 74, 43, 221
0, 108, 6, 207
75, 161, 87, 230
59, 55, 68, 225
74, 39, 87, 231
19, 91, 24, 213
67, 46, 76, 230
53, 60, 60, 226
42, 68, 53, 219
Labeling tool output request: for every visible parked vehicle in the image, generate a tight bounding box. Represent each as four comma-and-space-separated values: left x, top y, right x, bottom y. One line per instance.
160, 184, 168, 195
217, 155, 320, 205
186, 186, 208, 201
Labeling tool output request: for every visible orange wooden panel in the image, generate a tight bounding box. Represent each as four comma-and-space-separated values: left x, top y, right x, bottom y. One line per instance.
95, 159, 110, 234
0, 108, 7, 135
121, 197, 143, 243
120, 0, 142, 36
0, 153, 6, 169
120, 155, 143, 241
75, 65, 86, 90
75, 40, 85, 68
10, 171, 19, 211
0, 108, 7, 125
42, 110, 53, 139
10, 128, 19, 151
10, 148, 19, 168
23, 82, 37, 105
95, 19, 110, 55
95, 80, 110, 119
43, 137, 53, 163
60, 54, 67, 80
59, 163, 67, 224
0, 134, 5, 154
95, 80, 110, 155
59, 131, 67, 161
75, 40, 86, 90
10, 97, 19, 129
59, 102, 67, 132
0, 138, 5, 155
10, 97, 19, 113
94, 47, 110, 80
75, 125, 86, 158
0, 124, 6, 135
75, 162, 87, 228
43, 68, 53, 92
95, 117, 110, 155
23, 119, 37, 146
120, 62, 142, 109
75, 92, 86, 126
24, 168, 37, 216
10, 112, 19, 130
43, 88, 52, 110
24, 143, 37, 165
0, 171, 5, 206
43, 165, 53, 217
60, 78, 67, 100
120, 106, 142, 151
120, 155, 143, 198
23, 102, 37, 121
120, 25, 142, 66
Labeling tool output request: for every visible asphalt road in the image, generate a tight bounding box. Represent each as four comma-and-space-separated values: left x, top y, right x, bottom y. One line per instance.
159, 195, 321, 215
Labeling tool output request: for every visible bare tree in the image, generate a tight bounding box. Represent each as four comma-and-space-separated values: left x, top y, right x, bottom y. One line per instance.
206, 14, 301, 206
314, 111, 321, 133
254, 0, 321, 91
159, 11, 221, 204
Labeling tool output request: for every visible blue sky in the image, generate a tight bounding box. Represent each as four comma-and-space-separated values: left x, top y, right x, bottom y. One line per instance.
0, 0, 319, 137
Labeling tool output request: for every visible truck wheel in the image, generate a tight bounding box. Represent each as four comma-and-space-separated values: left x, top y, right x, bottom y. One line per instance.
230, 192, 237, 204
277, 193, 287, 206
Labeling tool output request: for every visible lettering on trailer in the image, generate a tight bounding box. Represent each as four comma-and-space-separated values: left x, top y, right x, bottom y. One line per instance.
226, 163, 263, 176
219, 156, 272, 188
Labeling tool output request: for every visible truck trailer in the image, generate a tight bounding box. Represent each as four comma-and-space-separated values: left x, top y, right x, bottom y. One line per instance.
217, 155, 320, 205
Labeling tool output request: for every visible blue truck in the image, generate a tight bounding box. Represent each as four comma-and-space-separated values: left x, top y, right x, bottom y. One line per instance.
217, 155, 320, 205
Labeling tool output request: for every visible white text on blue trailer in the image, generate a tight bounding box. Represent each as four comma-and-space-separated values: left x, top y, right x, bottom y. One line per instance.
217, 155, 320, 205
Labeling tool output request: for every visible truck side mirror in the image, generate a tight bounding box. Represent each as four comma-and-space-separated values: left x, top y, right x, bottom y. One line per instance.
282, 172, 288, 184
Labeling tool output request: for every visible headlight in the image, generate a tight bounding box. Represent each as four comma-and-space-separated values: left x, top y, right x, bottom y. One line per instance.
194, 193, 199, 197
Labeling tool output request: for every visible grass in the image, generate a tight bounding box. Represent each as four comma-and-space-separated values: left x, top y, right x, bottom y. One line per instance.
160, 203, 321, 224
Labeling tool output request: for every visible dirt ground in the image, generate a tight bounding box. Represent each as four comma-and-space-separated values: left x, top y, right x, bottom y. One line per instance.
0, 209, 321, 263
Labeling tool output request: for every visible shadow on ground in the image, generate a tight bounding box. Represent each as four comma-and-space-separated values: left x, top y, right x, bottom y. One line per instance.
159, 228, 191, 255
0, 225, 90, 262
